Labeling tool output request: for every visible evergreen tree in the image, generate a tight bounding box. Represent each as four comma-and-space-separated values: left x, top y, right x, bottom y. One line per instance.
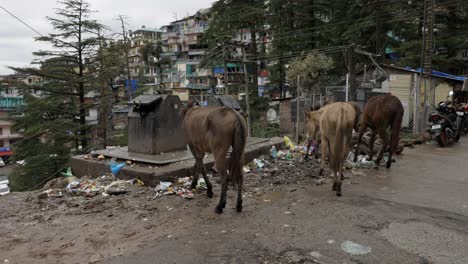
9, 0, 104, 190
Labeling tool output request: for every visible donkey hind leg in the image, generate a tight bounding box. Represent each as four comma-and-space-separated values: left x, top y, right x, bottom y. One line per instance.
319, 136, 328, 176
332, 171, 337, 191
215, 153, 228, 214
375, 128, 389, 169
236, 173, 243, 212
315, 137, 320, 159
200, 161, 214, 198
190, 159, 200, 190
336, 164, 343, 197
368, 130, 377, 161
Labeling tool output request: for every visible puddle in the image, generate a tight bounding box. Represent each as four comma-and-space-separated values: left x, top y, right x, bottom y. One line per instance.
341, 241, 372, 255
260, 191, 286, 203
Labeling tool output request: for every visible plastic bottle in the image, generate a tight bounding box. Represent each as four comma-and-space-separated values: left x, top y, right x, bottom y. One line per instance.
270, 146, 277, 159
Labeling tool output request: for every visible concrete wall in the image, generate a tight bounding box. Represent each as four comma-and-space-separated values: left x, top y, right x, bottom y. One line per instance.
279, 99, 292, 134
388, 74, 412, 127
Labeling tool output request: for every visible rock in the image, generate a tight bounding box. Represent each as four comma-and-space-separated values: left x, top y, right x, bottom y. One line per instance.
351, 169, 367, 177
37, 192, 48, 200
316, 178, 326, 185
88, 253, 103, 263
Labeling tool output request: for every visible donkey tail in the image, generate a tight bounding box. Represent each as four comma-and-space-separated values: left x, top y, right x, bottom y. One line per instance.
331, 104, 345, 173
230, 112, 247, 183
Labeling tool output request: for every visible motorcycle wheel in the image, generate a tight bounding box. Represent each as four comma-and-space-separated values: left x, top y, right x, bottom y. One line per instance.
437, 131, 448, 147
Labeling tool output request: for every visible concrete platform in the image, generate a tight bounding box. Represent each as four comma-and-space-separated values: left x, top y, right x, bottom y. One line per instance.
93, 137, 270, 165
70, 137, 283, 186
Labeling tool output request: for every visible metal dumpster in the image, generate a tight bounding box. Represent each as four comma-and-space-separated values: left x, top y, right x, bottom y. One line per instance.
127, 95, 186, 155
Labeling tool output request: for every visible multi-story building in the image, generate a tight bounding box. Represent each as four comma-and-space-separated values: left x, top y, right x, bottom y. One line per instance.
160, 9, 215, 93
129, 26, 163, 84
0, 74, 43, 147
0, 120, 21, 148
0, 74, 43, 119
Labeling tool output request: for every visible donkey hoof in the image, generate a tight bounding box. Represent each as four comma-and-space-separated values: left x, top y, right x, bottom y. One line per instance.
236, 203, 243, 212
215, 205, 223, 214
207, 190, 214, 198
386, 163, 391, 169
336, 192, 342, 197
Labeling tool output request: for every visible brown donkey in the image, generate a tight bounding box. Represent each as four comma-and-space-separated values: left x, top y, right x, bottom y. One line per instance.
354, 94, 403, 168
305, 101, 361, 159
319, 102, 356, 196
305, 110, 322, 159
182, 105, 247, 214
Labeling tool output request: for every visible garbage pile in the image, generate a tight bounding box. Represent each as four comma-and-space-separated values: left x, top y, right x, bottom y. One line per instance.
38, 168, 145, 199
154, 177, 207, 199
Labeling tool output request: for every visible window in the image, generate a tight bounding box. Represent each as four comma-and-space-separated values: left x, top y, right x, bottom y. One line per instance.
462, 49, 468, 59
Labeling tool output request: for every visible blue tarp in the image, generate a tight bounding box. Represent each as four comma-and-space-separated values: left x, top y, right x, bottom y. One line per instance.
406, 67, 467, 82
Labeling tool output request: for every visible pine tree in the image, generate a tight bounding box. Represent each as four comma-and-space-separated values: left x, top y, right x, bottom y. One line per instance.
9, 0, 104, 191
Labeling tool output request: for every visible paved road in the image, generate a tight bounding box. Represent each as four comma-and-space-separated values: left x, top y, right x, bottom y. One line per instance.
105, 138, 468, 264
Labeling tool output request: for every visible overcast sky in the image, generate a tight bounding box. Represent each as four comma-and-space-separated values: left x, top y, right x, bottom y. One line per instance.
0, 0, 216, 75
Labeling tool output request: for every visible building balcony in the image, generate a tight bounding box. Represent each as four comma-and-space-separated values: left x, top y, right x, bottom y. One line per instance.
0, 133, 22, 140
183, 26, 206, 35
188, 50, 205, 56
186, 83, 210, 90
186, 72, 211, 78
129, 61, 144, 68
162, 77, 181, 83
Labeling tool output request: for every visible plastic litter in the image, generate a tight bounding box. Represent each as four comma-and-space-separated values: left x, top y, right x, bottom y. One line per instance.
254, 158, 265, 169
104, 180, 129, 195
155, 182, 172, 192
61, 167, 74, 178
243, 166, 251, 173
98, 155, 105, 161
177, 177, 191, 187
270, 146, 277, 159
196, 178, 207, 190
276, 151, 285, 159
129, 178, 145, 186
283, 136, 296, 150
341, 241, 372, 255
110, 161, 126, 176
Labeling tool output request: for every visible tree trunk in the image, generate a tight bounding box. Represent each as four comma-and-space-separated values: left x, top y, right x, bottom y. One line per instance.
78, 5, 87, 150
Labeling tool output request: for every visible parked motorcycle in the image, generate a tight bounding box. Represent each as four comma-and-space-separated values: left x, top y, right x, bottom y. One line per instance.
428, 92, 464, 147
457, 103, 468, 134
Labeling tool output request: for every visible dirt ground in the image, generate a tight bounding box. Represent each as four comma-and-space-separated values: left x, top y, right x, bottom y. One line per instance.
1, 140, 468, 264
0, 156, 327, 264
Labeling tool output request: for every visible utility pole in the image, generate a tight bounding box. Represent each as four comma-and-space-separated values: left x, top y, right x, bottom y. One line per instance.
347, 44, 357, 102
242, 47, 251, 137
119, 15, 133, 100
296, 75, 301, 144
223, 45, 229, 95
418, 0, 435, 132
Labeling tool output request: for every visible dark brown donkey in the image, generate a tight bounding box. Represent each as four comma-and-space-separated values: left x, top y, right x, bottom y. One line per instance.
354, 94, 404, 168
182, 105, 247, 214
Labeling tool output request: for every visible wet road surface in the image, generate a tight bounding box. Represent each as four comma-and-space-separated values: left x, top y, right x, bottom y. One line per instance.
105, 139, 468, 264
